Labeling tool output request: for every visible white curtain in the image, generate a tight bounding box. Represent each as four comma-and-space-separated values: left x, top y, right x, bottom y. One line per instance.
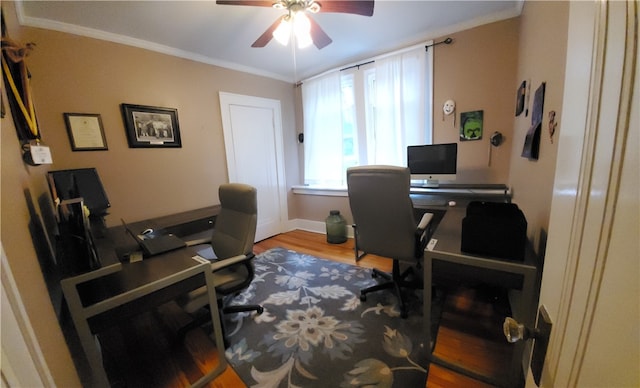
370, 47, 430, 166
301, 44, 433, 187
302, 71, 344, 186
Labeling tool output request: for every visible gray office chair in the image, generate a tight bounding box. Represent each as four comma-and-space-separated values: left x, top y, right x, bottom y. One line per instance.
176, 183, 263, 342
347, 165, 433, 318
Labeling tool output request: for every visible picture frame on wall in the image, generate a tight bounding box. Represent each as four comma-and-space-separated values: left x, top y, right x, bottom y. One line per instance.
521, 82, 546, 160
460, 110, 483, 141
120, 103, 181, 148
515, 80, 526, 116
64, 113, 108, 151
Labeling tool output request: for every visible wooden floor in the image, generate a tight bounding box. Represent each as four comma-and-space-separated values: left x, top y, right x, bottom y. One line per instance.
100, 230, 513, 388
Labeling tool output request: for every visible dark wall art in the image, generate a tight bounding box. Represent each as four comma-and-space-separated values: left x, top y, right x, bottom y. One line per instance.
121, 104, 181, 148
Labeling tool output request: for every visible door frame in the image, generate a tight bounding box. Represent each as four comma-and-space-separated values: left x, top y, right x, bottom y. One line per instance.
536, 1, 638, 386
1, 243, 55, 386
219, 92, 288, 240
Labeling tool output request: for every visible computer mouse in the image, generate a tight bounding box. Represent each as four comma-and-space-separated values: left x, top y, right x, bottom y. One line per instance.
448, 200, 457, 207
142, 228, 154, 235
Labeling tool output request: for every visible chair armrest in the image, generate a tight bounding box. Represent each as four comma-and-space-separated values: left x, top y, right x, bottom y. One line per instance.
415, 213, 435, 255
210, 253, 255, 272
417, 212, 434, 231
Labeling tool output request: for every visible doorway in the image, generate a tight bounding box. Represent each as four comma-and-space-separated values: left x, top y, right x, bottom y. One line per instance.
219, 92, 288, 241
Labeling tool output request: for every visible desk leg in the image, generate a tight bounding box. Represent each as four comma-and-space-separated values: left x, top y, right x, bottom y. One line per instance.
61, 280, 110, 388
191, 267, 228, 387
424, 255, 498, 385
423, 254, 511, 388
423, 253, 433, 354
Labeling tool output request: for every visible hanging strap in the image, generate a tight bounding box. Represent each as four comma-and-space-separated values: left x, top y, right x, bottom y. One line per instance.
2, 54, 38, 137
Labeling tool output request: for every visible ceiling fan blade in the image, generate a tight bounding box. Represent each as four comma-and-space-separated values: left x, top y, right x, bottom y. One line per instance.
317, 1, 374, 16
216, 0, 274, 7
251, 17, 282, 47
308, 17, 332, 49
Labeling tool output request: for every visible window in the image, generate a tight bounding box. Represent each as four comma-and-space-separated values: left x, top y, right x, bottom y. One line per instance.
302, 45, 433, 187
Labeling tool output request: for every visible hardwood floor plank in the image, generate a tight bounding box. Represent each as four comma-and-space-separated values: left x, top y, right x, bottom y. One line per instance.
427, 364, 497, 388
100, 230, 510, 387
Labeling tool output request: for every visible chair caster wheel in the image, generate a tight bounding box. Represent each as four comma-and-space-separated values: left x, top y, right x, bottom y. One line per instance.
257, 307, 264, 314
360, 293, 367, 302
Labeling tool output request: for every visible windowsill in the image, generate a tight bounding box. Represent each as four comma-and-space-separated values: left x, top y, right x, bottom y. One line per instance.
291, 185, 348, 197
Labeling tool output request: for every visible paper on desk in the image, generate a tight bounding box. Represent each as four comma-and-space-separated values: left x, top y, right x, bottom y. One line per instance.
426, 239, 438, 251
192, 255, 210, 265
129, 252, 143, 263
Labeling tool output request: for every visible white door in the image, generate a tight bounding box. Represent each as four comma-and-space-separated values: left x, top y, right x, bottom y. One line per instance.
219, 92, 287, 241
533, 1, 638, 387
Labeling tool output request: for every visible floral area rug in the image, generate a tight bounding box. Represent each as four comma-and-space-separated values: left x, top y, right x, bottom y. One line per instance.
221, 247, 443, 388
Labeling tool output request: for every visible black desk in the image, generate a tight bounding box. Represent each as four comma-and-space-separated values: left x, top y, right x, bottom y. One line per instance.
420, 205, 539, 388
61, 207, 225, 388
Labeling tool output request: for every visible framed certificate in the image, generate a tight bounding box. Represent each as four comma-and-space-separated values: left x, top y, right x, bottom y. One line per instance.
64, 113, 108, 151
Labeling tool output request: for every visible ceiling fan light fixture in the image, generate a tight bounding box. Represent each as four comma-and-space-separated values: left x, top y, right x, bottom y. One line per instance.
273, 16, 291, 45
307, 1, 321, 13
221, 0, 374, 50
293, 12, 312, 48
293, 12, 310, 33
296, 31, 313, 48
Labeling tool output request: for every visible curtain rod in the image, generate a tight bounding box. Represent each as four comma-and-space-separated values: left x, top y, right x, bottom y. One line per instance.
301, 40, 432, 84
425, 37, 453, 51
340, 60, 375, 72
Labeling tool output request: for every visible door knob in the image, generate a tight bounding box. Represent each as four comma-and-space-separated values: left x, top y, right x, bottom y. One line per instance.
503, 306, 553, 386
503, 317, 538, 343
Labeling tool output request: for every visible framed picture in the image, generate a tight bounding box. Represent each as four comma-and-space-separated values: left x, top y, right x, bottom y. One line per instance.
64, 113, 108, 151
120, 104, 181, 148
460, 110, 483, 141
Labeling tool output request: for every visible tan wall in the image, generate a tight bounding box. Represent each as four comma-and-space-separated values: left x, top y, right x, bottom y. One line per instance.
292, 17, 521, 224
24, 28, 297, 227
292, 4, 569, 241
1, 2, 569, 384
433, 17, 519, 183
2, 4, 82, 385
1, 88, 82, 387
508, 1, 569, 254
1, 1, 297, 385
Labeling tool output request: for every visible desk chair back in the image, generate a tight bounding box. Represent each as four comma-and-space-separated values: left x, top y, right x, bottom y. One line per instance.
212, 183, 257, 260
347, 165, 417, 260
207, 183, 257, 295
176, 183, 262, 341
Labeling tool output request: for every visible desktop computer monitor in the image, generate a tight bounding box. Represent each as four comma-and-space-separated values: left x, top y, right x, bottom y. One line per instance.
47, 168, 107, 274
47, 168, 111, 217
407, 143, 457, 187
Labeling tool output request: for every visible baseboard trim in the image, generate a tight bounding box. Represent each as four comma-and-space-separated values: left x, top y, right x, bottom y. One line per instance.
284, 219, 355, 238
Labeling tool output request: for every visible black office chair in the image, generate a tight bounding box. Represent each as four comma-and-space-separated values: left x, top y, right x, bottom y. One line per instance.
175, 183, 263, 342
347, 165, 433, 318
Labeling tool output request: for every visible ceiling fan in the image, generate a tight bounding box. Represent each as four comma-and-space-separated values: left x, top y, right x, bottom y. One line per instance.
216, 0, 375, 49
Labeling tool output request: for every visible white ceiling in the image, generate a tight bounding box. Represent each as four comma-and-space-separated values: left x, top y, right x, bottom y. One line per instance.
16, 0, 523, 82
